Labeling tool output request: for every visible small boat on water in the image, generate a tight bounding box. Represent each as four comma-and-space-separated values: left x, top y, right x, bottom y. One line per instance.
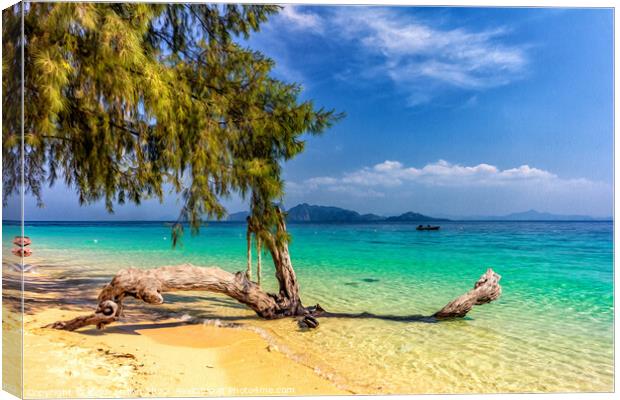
12, 247, 32, 257
416, 225, 440, 231
13, 236, 32, 246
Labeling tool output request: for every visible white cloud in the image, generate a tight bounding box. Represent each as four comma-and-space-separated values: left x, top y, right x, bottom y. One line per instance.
293, 159, 592, 190
306, 176, 338, 188
267, 7, 529, 106
278, 5, 324, 32
332, 8, 527, 91
284, 160, 611, 216
249, 5, 326, 87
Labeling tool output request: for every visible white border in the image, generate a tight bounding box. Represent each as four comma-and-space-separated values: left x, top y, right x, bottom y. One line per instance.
0, 1, 616, 400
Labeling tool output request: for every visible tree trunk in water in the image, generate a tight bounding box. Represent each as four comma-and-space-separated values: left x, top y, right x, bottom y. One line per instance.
262, 209, 305, 316
433, 268, 501, 318
50, 208, 307, 331
246, 227, 252, 281
256, 237, 262, 286
48, 265, 500, 331
47, 208, 501, 331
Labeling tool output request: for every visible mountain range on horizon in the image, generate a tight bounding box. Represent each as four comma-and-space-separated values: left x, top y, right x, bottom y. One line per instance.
227, 203, 447, 223
226, 204, 610, 223
6, 205, 610, 223
454, 209, 608, 221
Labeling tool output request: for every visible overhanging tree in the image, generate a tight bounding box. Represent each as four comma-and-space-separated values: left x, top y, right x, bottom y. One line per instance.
2, 3, 501, 331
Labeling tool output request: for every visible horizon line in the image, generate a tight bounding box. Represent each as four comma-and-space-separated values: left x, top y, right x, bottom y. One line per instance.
2, 219, 613, 224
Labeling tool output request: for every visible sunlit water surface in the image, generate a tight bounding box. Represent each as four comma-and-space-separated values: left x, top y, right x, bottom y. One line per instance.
3, 221, 613, 393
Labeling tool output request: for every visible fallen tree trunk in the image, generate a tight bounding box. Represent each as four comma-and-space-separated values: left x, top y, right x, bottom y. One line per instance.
48, 265, 281, 330
433, 268, 501, 318
48, 267, 501, 331
49, 208, 308, 331
48, 206, 500, 332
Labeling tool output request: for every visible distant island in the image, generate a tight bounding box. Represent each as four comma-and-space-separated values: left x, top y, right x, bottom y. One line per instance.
227, 205, 610, 223
228, 203, 447, 223
460, 209, 608, 221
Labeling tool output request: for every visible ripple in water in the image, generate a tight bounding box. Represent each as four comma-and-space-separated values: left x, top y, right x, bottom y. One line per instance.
4, 221, 613, 393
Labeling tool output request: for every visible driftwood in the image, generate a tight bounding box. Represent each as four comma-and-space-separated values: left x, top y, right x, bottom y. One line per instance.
50, 208, 306, 330
47, 207, 501, 331
433, 268, 501, 318
48, 265, 279, 330
48, 266, 501, 331
50, 300, 119, 330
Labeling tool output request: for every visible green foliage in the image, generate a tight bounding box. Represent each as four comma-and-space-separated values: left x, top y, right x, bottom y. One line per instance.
2, 3, 343, 243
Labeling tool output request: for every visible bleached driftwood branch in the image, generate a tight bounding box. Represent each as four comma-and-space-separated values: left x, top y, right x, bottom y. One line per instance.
48, 266, 501, 331
433, 268, 501, 318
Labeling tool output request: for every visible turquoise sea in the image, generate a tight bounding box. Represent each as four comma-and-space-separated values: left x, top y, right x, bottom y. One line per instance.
2, 220, 614, 393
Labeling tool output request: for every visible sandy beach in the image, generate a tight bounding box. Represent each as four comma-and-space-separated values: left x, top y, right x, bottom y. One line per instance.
2, 262, 348, 398
2, 219, 614, 395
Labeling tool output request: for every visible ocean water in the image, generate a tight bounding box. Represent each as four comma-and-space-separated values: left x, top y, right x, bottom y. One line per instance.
2, 220, 614, 393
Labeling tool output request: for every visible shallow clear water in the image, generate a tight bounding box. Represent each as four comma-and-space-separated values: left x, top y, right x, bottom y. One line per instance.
3, 220, 614, 393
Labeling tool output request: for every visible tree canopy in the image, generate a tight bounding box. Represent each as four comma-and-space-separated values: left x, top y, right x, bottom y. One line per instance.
2, 3, 342, 241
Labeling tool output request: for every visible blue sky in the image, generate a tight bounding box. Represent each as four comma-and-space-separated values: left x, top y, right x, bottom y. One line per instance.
4, 6, 614, 220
